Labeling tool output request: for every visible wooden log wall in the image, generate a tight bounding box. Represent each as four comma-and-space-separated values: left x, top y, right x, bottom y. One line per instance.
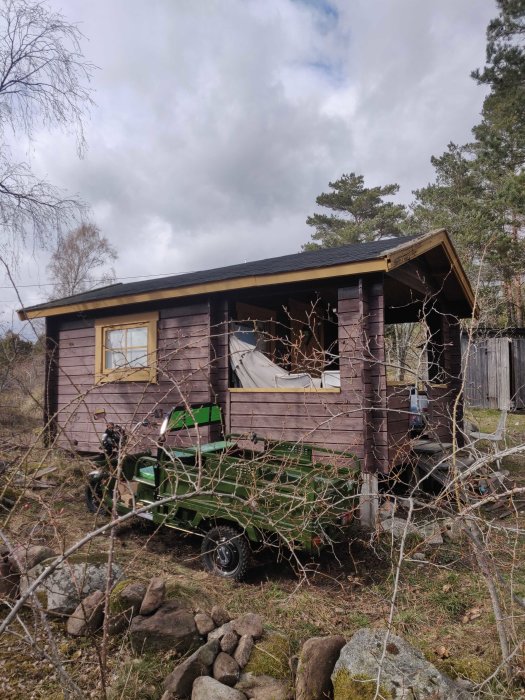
359, 276, 388, 474
50, 301, 214, 452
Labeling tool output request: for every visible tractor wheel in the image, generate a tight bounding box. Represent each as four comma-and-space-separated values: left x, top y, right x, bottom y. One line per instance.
201, 525, 250, 581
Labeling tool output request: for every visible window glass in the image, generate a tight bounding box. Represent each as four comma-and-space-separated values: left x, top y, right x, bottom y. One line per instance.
104, 326, 148, 370
106, 329, 125, 349
128, 327, 148, 347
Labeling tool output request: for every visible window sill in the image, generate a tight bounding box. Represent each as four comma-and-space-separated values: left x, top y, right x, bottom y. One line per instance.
228, 387, 341, 394
96, 368, 157, 384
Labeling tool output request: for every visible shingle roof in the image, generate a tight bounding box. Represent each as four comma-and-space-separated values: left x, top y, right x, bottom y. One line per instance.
24, 234, 421, 313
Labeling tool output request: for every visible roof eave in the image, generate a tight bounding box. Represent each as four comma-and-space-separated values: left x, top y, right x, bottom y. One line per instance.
18, 229, 477, 320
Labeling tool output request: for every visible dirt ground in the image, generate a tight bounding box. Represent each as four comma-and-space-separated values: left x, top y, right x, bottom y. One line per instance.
1, 408, 525, 698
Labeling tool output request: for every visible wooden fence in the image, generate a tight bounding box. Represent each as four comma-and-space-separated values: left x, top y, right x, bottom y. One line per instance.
461, 333, 525, 410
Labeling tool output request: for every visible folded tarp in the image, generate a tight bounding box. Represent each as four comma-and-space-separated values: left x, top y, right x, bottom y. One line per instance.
229, 334, 322, 388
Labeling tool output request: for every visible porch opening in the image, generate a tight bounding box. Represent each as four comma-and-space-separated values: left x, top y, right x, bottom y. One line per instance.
228, 291, 340, 390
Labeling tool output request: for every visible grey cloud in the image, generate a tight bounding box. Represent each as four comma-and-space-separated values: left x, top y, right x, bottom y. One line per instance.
8, 0, 496, 320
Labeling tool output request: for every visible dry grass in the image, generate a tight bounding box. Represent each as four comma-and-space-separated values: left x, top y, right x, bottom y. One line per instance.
1, 414, 525, 698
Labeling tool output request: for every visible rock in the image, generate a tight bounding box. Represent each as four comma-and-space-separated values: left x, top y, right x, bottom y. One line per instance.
213, 652, 240, 686
192, 676, 247, 700
195, 612, 216, 636
0, 551, 20, 600
379, 499, 396, 520
8, 545, 56, 573
139, 576, 165, 615
161, 639, 219, 700
211, 605, 231, 627
235, 672, 290, 700
380, 516, 419, 539
66, 589, 105, 637
131, 599, 200, 654
296, 635, 345, 700
412, 552, 427, 562
209, 620, 235, 641
108, 580, 147, 634
232, 613, 263, 639
442, 517, 464, 543
234, 635, 254, 669
332, 628, 472, 699
21, 556, 122, 615
419, 521, 444, 545
221, 630, 240, 655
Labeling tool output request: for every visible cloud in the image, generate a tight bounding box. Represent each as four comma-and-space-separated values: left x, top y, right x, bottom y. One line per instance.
5, 0, 496, 323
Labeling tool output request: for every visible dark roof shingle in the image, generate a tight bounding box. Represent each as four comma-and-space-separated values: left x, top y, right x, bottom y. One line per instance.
24, 234, 420, 313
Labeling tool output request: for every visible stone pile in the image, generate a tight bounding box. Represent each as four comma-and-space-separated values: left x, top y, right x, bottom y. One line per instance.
1, 551, 473, 699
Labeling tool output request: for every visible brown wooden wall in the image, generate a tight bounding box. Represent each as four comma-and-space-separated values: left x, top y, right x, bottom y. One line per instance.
46, 272, 463, 472
50, 301, 213, 452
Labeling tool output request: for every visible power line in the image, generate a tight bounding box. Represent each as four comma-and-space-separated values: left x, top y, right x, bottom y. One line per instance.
0, 269, 194, 289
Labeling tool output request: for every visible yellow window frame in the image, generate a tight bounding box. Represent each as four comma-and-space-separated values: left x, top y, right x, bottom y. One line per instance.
95, 311, 158, 383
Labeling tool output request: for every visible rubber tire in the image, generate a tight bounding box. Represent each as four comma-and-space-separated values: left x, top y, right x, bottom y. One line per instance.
201, 525, 250, 581
85, 479, 107, 514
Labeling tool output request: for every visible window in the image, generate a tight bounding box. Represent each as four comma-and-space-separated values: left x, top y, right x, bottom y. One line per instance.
95, 311, 158, 383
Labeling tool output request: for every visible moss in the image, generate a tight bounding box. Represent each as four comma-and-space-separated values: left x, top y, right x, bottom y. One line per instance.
244, 631, 291, 681
440, 655, 494, 684
333, 670, 393, 700
67, 551, 116, 566
164, 576, 213, 611
108, 579, 133, 615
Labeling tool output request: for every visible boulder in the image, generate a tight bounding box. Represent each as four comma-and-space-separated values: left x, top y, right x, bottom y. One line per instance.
211, 605, 231, 627
161, 638, 220, 700
221, 630, 240, 655
234, 635, 254, 669
21, 556, 123, 615
332, 628, 472, 699
192, 676, 247, 700
214, 652, 241, 686
235, 672, 290, 700
380, 516, 419, 539
295, 635, 345, 700
195, 612, 215, 636
139, 576, 165, 615
66, 589, 105, 637
232, 613, 263, 639
8, 545, 56, 573
130, 599, 200, 654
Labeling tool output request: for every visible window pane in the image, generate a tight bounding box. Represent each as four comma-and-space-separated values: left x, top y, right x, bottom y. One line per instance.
105, 350, 128, 368
106, 329, 125, 349
127, 349, 147, 367
127, 327, 148, 348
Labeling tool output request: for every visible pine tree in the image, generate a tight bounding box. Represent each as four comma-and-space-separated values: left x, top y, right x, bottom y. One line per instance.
303, 173, 407, 250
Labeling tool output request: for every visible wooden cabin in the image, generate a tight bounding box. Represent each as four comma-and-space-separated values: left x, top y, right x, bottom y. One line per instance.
20, 229, 474, 503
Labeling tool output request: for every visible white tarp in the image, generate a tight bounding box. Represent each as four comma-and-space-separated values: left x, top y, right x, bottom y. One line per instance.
229, 334, 322, 388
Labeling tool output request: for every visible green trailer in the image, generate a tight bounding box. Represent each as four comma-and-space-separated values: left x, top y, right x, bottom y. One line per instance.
87, 403, 360, 581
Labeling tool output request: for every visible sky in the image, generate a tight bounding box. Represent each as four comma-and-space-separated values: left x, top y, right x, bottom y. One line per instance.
4, 0, 496, 331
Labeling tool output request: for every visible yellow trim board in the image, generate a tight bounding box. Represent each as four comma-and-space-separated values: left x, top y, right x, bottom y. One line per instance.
20, 259, 387, 319
19, 230, 475, 320
386, 229, 476, 311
